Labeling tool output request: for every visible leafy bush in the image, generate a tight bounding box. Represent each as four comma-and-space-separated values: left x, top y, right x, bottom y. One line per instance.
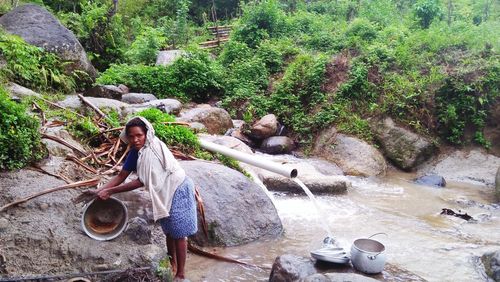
218, 41, 252, 67
125, 27, 166, 65
413, 0, 442, 29
97, 50, 224, 102
435, 61, 499, 146
232, 0, 288, 48
345, 18, 379, 42
0, 30, 76, 92
137, 108, 200, 153
0, 86, 44, 170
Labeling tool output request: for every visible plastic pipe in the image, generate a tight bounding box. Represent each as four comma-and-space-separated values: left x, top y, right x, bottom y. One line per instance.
199, 139, 298, 178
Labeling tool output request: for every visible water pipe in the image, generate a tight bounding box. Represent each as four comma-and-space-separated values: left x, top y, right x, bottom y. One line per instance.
199, 139, 298, 178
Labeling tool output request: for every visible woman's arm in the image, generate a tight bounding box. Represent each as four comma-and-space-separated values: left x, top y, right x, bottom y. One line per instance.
97, 178, 143, 200
99, 169, 131, 191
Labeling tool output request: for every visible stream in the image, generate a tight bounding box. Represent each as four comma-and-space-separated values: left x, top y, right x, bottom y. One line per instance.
186, 170, 500, 281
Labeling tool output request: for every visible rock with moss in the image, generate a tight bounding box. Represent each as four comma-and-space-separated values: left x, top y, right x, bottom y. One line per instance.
6, 82, 40, 99
0, 4, 96, 79
84, 85, 125, 100
181, 160, 283, 246
178, 106, 233, 135
313, 127, 386, 177
371, 117, 435, 171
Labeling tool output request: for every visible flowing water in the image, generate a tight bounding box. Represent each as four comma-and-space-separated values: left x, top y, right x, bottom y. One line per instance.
187, 170, 500, 281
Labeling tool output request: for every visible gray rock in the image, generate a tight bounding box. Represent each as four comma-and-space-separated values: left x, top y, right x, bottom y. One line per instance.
496, 167, 500, 201
121, 93, 158, 104
124, 99, 182, 116
178, 107, 233, 135
41, 126, 87, 157
261, 136, 296, 154
313, 127, 386, 177
125, 217, 152, 245
118, 84, 130, 94
0, 4, 96, 79
372, 117, 435, 170
155, 50, 186, 66
189, 122, 207, 133
420, 150, 500, 187
415, 175, 446, 187
6, 82, 40, 98
181, 160, 283, 246
482, 250, 500, 282
269, 254, 316, 282
84, 85, 124, 100
250, 114, 278, 140
57, 95, 129, 115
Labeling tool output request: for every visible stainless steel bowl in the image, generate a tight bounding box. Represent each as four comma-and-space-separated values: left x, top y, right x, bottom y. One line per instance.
81, 197, 128, 241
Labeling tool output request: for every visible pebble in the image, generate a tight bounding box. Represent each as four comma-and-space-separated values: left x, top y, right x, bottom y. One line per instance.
0, 218, 9, 230
39, 203, 49, 210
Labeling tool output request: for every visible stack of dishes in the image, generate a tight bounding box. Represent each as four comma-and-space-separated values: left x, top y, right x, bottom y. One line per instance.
310, 246, 350, 264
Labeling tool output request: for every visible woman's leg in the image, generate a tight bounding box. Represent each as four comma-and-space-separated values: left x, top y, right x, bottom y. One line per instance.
174, 237, 188, 279
166, 235, 177, 274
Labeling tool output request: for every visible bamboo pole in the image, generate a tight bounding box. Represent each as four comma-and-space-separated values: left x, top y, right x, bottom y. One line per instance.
0, 178, 100, 212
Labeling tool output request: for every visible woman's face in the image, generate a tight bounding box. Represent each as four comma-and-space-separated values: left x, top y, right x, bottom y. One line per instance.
127, 126, 146, 150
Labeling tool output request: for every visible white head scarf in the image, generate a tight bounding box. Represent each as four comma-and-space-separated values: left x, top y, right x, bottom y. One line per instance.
120, 116, 187, 220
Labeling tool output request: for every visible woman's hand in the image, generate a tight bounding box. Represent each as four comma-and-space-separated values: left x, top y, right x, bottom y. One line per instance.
97, 189, 112, 200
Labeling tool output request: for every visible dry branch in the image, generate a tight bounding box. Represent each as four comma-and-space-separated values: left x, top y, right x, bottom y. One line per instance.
66, 154, 98, 174
28, 166, 72, 184
41, 133, 88, 156
0, 178, 100, 212
77, 94, 107, 119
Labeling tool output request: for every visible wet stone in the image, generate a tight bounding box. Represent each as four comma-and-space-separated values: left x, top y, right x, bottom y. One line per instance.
415, 175, 446, 187
125, 217, 152, 245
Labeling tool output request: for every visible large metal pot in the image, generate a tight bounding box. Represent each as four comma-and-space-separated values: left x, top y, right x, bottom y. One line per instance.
350, 233, 387, 274
81, 197, 128, 241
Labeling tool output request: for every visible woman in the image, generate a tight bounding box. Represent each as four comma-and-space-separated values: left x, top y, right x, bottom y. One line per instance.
95, 117, 197, 281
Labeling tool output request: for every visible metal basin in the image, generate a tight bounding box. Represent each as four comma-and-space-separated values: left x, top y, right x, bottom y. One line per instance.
81, 197, 128, 241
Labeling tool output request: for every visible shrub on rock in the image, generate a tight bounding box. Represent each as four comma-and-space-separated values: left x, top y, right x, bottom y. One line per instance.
0, 86, 44, 170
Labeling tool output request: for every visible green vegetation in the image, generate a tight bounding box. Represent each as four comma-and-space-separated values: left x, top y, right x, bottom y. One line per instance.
1, 0, 499, 172
0, 86, 44, 170
0, 30, 76, 92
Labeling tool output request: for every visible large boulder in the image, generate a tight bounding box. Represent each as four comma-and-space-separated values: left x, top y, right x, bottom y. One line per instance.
0, 169, 166, 277
121, 93, 158, 104
178, 107, 233, 135
250, 114, 278, 140
420, 149, 500, 187
313, 127, 386, 177
371, 117, 435, 170
6, 82, 40, 99
0, 4, 97, 79
181, 160, 283, 246
84, 85, 125, 100
260, 136, 296, 154
57, 95, 129, 116
482, 250, 500, 282
155, 50, 185, 66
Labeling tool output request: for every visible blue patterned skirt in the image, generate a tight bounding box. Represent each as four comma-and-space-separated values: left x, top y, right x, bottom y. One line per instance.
159, 177, 198, 239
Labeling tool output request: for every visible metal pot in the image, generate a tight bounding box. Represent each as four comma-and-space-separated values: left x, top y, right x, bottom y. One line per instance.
81, 197, 128, 241
350, 233, 387, 274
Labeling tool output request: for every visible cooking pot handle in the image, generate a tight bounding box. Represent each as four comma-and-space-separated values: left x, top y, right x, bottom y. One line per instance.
367, 253, 382, 260
368, 232, 388, 239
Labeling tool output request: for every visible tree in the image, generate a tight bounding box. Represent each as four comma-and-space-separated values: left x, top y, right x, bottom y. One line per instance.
413, 0, 442, 28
